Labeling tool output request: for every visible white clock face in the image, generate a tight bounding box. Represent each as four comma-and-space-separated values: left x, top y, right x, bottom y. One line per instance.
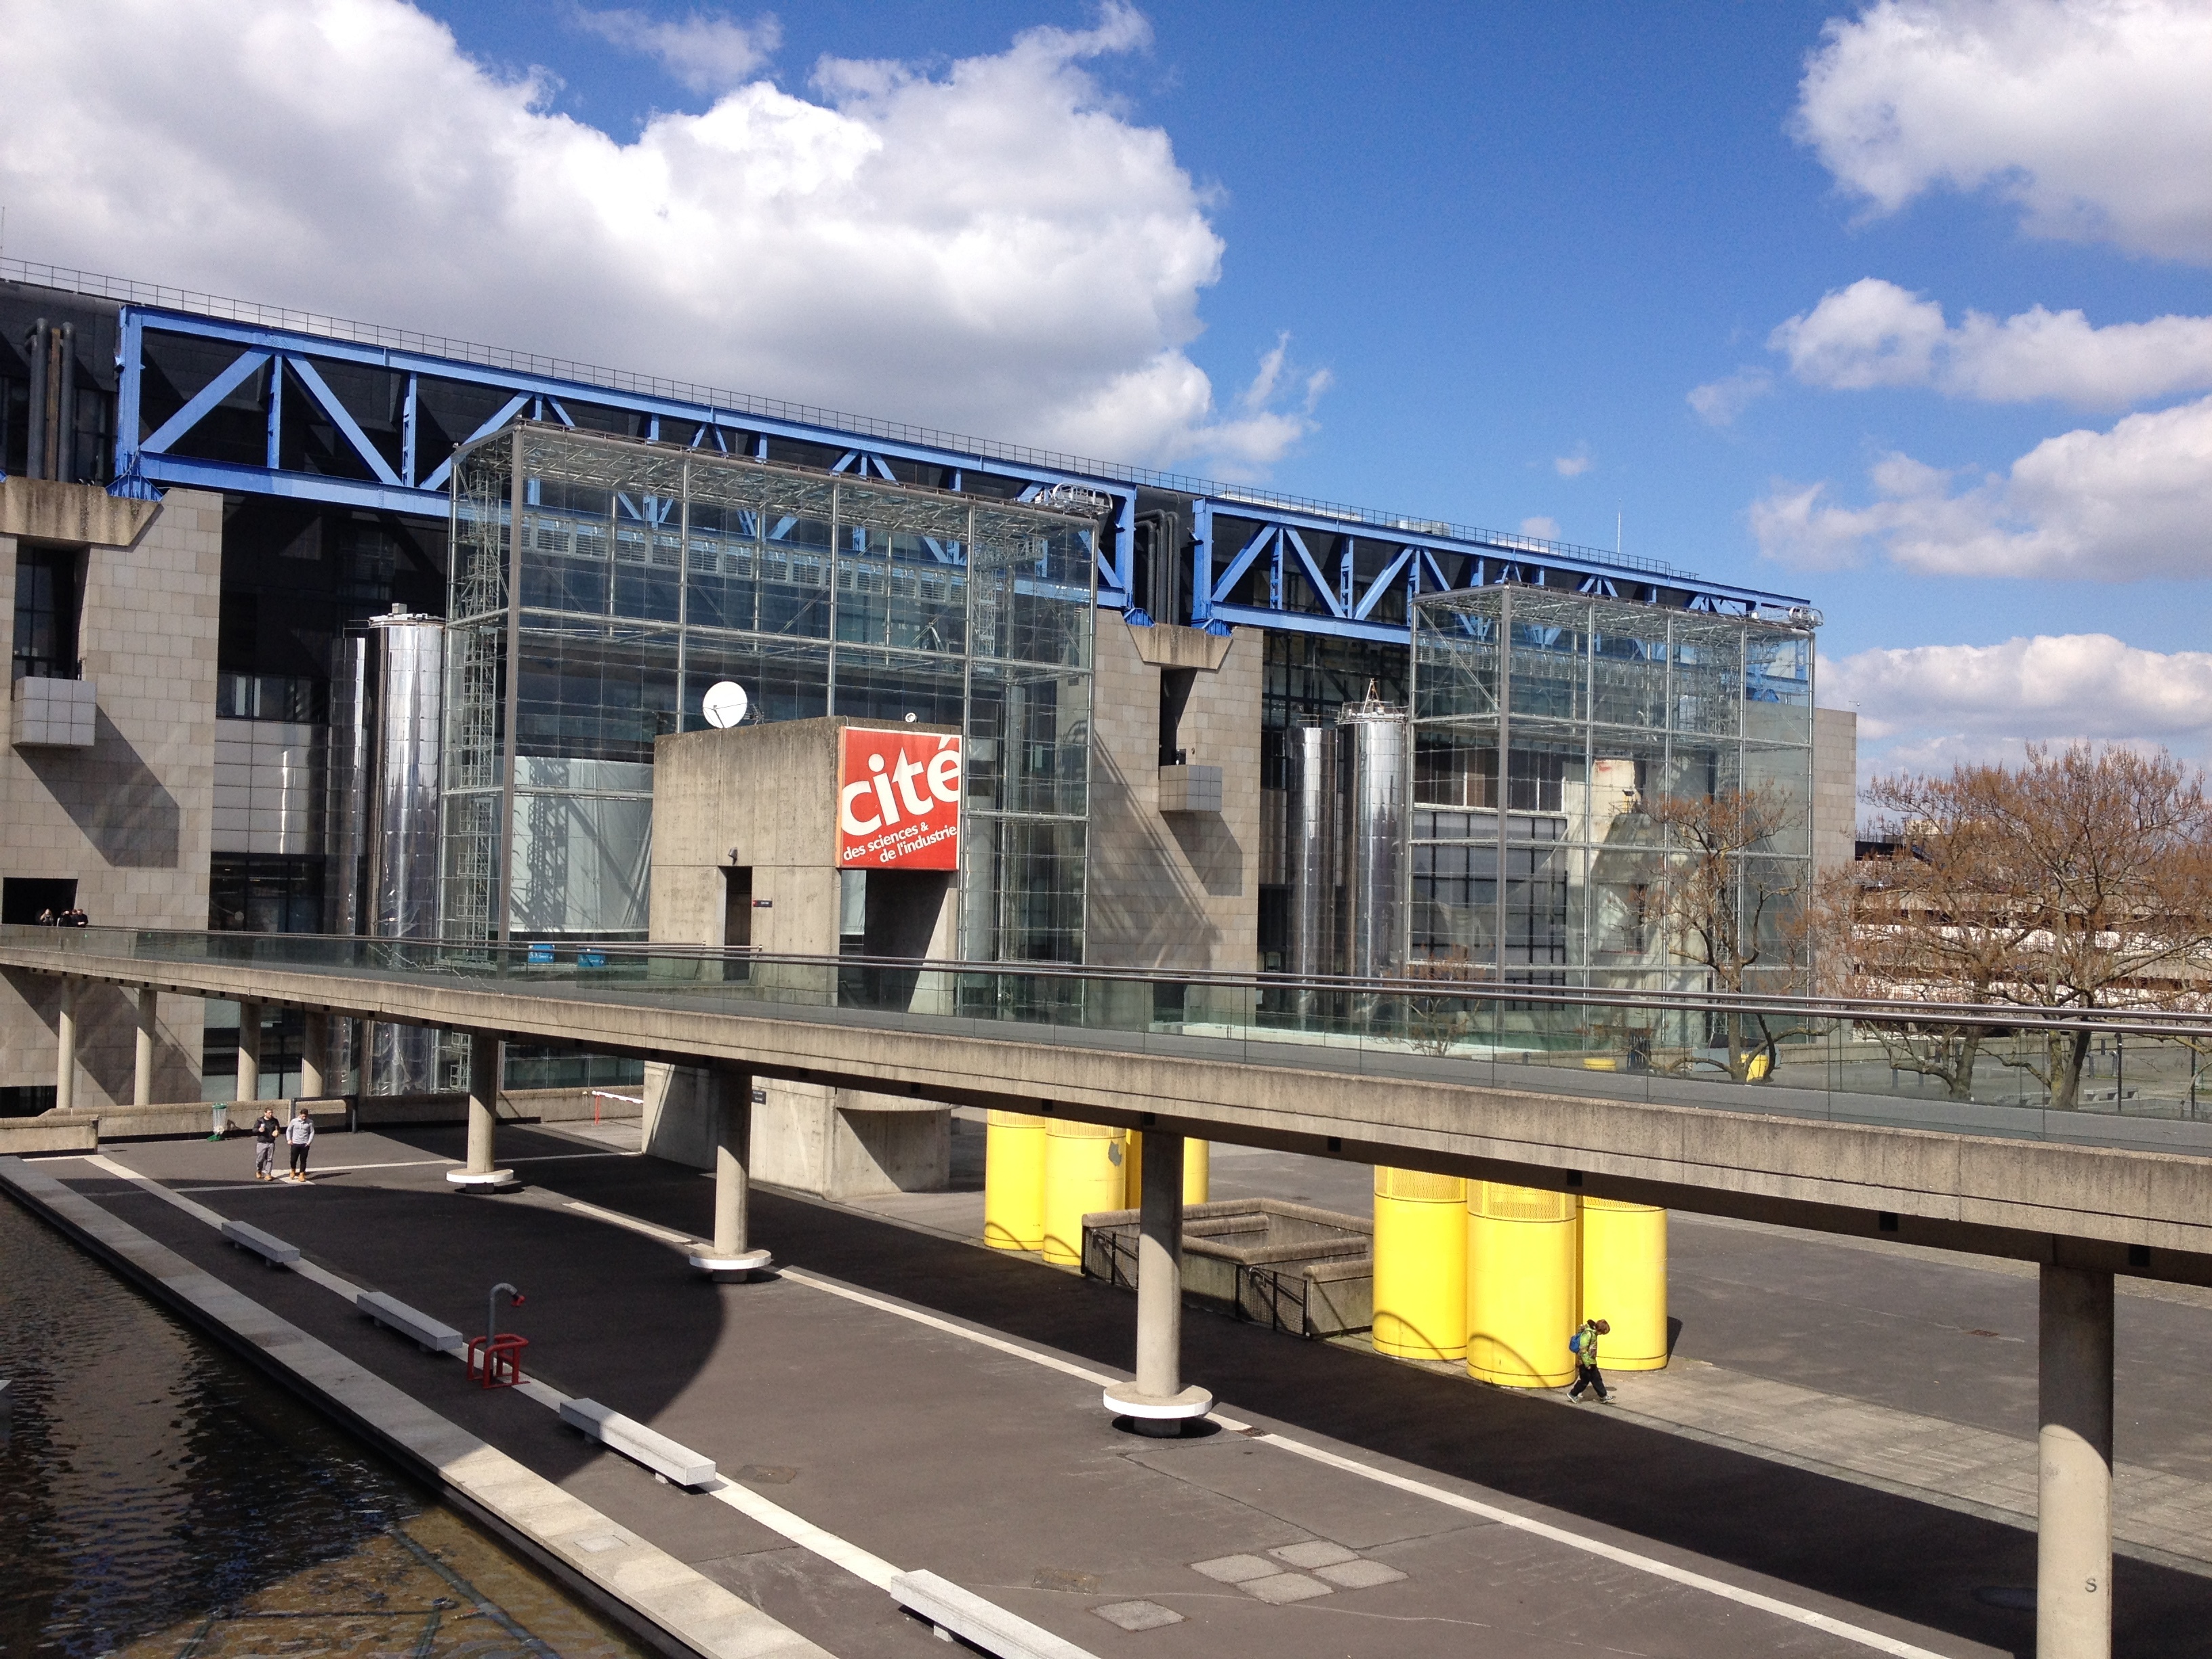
701, 680, 750, 729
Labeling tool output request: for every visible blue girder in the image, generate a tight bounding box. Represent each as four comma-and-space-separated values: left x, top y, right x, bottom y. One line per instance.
112, 304, 1805, 638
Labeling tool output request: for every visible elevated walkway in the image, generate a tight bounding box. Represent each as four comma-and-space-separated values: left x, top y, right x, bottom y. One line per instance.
8, 926, 2212, 1277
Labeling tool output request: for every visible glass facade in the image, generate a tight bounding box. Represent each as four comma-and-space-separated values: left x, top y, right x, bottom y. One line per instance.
441, 426, 1095, 961
1410, 587, 1814, 991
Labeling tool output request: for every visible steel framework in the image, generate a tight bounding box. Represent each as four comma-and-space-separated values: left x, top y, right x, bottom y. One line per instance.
1, 258, 1814, 642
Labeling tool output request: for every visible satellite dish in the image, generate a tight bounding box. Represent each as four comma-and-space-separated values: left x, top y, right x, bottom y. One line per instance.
701, 681, 750, 729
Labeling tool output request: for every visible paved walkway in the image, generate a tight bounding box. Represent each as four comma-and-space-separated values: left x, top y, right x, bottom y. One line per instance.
14, 1122, 2212, 1656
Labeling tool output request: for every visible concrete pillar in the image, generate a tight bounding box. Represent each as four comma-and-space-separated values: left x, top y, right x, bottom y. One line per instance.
300, 1010, 329, 1101
715, 1070, 752, 1254
2039, 1263, 2114, 1659
235, 1000, 263, 1105
466, 1033, 497, 1172
54, 978, 77, 1114
134, 986, 157, 1108
690, 1067, 771, 1276
1102, 1130, 1212, 1433
445, 1031, 515, 1190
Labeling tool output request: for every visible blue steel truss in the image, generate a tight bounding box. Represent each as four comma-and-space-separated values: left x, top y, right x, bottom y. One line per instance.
111, 303, 1807, 639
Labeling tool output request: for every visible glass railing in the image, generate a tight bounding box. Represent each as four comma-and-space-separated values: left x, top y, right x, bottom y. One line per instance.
8, 925, 2212, 1155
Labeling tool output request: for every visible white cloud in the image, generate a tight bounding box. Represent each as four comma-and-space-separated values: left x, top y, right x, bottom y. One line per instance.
1752, 394, 2212, 578
1823, 633, 2212, 744
573, 6, 781, 94
1519, 515, 1561, 540
0, 0, 1320, 473
1773, 277, 2212, 407
1771, 277, 1947, 390
1553, 444, 1592, 478
1686, 367, 1773, 426
1795, 0, 2212, 264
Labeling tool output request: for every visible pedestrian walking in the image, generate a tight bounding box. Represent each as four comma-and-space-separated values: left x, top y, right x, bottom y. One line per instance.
1568, 1317, 1612, 1402
251, 1106, 283, 1181
284, 1103, 316, 1182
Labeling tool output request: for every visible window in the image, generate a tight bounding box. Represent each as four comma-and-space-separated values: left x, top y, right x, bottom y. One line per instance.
13, 544, 82, 680
209, 855, 326, 933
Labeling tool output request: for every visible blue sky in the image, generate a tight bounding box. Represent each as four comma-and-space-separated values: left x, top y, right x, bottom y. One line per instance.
7, 0, 2209, 777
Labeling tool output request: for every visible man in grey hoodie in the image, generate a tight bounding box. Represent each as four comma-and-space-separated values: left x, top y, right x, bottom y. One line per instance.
284, 1104, 316, 1183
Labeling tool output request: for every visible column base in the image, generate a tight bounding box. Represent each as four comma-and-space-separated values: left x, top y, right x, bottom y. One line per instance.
445, 1168, 516, 1191
1103, 1382, 1213, 1436
687, 1248, 773, 1280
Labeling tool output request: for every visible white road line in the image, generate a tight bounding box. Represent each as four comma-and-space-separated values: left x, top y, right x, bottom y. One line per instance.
1256, 1435, 1949, 1659
706, 1481, 902, 1591
86, 1154, 228, 1224
771, 1262, 1950, 1659
87, 1155, 375, 1300
560, 1197, 700, 1248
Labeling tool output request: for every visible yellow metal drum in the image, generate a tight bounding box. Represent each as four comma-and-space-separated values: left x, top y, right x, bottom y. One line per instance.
983, 1110, 1046, 1251
1122, 1132, 1212, 1208
1467, 1183, 1579, 1387
1580, 1198, 1668, 1370
1372, 1166, 1469, 1360
1042, 1119, 1126, 1266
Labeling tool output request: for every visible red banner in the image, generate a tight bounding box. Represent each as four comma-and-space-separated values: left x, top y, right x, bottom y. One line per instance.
836, 728, 962, 870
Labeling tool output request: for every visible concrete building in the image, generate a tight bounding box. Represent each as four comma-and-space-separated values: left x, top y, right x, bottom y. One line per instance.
1, 262, 1853, 1116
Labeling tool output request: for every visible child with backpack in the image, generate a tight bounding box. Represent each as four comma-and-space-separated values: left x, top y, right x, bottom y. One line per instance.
1568, 1317, 1612, 1402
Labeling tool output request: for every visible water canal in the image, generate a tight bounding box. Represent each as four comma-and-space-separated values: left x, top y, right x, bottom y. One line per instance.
0, 1195, 655, 1658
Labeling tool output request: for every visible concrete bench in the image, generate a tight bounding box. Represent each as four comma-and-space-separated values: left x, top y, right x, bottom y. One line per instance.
888, 1570, 1103, 1659
557, 1397, 716, 1489
356, 1290, 464, 1354
220, 1218, 300, 1268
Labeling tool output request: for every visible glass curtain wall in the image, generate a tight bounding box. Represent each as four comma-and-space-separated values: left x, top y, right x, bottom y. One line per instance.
1409, 587, 1813, 994
442, 424, 1094, 960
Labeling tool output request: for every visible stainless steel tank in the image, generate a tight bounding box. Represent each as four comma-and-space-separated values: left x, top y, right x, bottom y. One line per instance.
365, 609, 445, 1094
1283, 722, 1341, 1006
323, 631, 372, 1090
1339, 692, 1409, 985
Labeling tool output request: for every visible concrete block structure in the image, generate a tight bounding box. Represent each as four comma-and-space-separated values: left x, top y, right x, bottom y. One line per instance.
0, 476, 218, 1113
1088, 619, 1262, 975
641, 717, 962, 1197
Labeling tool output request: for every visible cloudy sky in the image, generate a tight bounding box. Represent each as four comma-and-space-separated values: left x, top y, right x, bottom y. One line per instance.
3, 0, 2209, 792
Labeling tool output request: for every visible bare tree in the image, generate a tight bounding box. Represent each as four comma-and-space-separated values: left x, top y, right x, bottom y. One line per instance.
1843, 745, 2212, 1109
1641, 783, 1807, 1080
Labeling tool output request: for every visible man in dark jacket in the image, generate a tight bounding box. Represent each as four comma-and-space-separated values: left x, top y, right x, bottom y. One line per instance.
251, 1107, 283, 1181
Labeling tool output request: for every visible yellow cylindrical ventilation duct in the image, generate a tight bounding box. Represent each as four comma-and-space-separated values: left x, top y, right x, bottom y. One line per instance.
1467, 1183, 1579, 1387
1042, 1120, 1126, 1266
1184, 1136, 1210, 1204
1580, 1198, 1668, 1370
983, 1111, 1047, 1252
1371, 1167, 1468, 1360
1122, 1132, 1212, 1209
